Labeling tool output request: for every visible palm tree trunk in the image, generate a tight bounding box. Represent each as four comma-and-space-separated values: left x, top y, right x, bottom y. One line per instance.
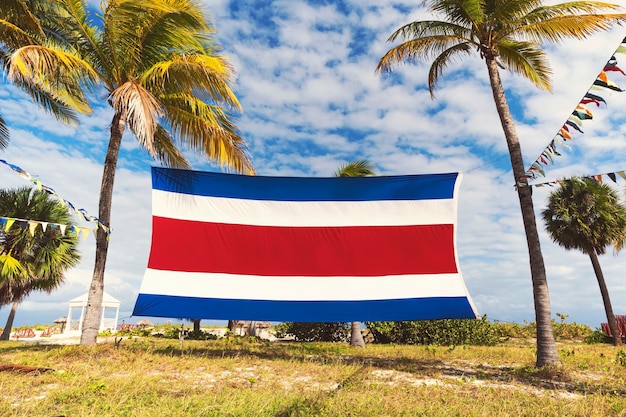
80, 111, 126, 346
484, 56, 559, 367
588, 250, 622, 346
350, 321, 365, 347
0, 300, 19, 340
193, 319, 201, 333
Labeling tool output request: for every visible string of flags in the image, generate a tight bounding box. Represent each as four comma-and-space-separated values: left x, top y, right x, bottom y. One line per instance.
525, 36, 626, 180
529, 169, 626, 188
0, 216, 96, 241
0, 159, 110, 236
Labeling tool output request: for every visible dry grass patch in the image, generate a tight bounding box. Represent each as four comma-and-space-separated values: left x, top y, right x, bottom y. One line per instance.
2, 337, 626, 416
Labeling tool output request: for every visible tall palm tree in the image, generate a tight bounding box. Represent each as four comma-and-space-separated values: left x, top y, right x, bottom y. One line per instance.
335, 159, 376, 348
542, 178, 626, 346
0, 0, 96, 148
376, 0, 626, 367
44, 0, 255, 345
0, 187, 81, 340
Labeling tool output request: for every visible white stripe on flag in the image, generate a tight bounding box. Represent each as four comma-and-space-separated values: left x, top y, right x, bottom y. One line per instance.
152, 190, 456, 227
138, 269, 468, 301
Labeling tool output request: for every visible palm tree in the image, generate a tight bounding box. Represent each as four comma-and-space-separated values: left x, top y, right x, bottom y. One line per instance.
0, 187, 81, 340
542, 178, 626, 346
44, 0, 255, 345
0, 0, 96, 148
376, 0, 626, 367
335, 159, 376, 348
334, 159, 376, 179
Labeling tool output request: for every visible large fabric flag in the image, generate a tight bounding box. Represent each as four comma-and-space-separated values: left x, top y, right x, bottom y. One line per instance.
133, 167, 478, 322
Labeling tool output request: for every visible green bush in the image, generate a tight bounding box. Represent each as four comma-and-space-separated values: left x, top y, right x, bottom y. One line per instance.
148, 324, 219, 340
491, 320, 535, 339
116, 327, 152, 338
584, 329, 611, 344
489, 314, 593, 341
365, 315, 501, 346
274, 322, 350, 342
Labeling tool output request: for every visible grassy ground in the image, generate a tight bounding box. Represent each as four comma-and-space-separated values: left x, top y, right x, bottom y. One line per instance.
2, 337, 626, 416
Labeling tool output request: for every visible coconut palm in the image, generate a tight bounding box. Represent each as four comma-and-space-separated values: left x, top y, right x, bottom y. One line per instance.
335, 159, 376, 179
376, 0, 626, 367
0, 187, 81, 340
542, 178, 626, 346
0, 0, 96, 148
43, 0, 255, 345
335, 159, 376, 348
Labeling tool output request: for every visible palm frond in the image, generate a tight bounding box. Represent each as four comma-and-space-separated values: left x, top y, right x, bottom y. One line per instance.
50, 0, 108, 83
110, 81, 163, 156
0, 18, 38, 49
0, 253, 26, 282
143, 54, 240, 109
428, 42, 473, 97
161, 94, 254, 174
152, 125, 192, 169
334, 160, 376, 177
107, 0, 207, 76
377, 20, 475, 74
8, 44, 97, 115
428, 0, 486, 26
497, 40, 552, 91
518, 3, 626, 43
0, 114, 8, 149
9, 73, 81, 126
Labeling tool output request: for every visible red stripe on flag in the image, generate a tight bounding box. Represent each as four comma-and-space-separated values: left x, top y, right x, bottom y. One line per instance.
149, 216, 458, 276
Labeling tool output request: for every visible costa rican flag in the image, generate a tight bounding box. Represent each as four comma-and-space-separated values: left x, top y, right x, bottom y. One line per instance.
132, 167, 478, 322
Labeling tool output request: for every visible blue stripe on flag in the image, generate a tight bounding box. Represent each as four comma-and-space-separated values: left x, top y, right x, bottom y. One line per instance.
132, 294, 477, 322
151, 167, 459, 201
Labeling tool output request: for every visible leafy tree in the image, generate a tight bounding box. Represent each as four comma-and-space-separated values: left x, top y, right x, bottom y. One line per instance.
0, 187, 80, 339
0, 0, 96, 148
274, 321, 350, 342
335, 159, 376, 348
542, 178, 626, 346
376, 0, 626, 367
366, 316, 501, 346
42, 0, 255, 345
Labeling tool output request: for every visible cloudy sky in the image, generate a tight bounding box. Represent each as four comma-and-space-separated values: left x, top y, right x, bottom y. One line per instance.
1, 0, 626, 329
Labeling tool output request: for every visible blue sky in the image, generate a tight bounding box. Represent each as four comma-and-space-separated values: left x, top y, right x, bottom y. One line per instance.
1, 0, 626, 328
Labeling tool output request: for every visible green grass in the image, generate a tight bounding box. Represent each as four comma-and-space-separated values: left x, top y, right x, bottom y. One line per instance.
2, 337, 626, 416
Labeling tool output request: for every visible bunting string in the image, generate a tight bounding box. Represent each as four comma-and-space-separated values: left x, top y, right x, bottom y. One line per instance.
0, 216, 96, 241
525, 36, 626, 180
528, 168, 626, 188
0, 159, 110, 236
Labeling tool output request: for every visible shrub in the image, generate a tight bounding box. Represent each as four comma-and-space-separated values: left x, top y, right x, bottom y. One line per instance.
148, 324, 219, 340
274, 322, 350, 342
365, 315, 501, 346
490, 314, 593, 341
584, 329, 611, 344
116, 327, 152, 338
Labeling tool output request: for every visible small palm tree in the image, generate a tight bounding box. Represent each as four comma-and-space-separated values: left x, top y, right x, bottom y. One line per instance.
542, 178, 626, 346
334, 160, 376, 178
335, 159, 376, 348
42, 0, 255, 345
0, 187, 81, 340
376, 0, 626, 367
0, 0, 96, 148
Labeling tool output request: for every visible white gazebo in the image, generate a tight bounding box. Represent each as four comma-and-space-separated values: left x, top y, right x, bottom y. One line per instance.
64, 292, 121, 334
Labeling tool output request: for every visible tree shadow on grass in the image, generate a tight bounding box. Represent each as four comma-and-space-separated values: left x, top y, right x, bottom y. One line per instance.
4, 338, 626, 398
146, 339, 626, 398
